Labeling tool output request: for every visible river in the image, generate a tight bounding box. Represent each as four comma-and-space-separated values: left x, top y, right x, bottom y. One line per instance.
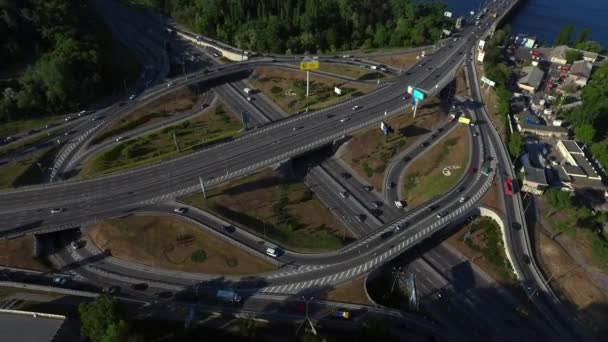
438, 0, 608, 47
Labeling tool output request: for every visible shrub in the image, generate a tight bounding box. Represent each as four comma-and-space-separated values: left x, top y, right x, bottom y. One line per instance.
190, 249, 207, 263
270, 86, 283, 94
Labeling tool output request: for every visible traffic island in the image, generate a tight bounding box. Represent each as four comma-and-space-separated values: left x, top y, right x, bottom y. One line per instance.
317, 63, 389, 80
180, 169, 352, 253
248, 66, 375, 114
0, 235, 56, 272
91, 86, 206, 145
87, 215, 275, 275
79, 102, 241, 177
399, 124, 470, 207
446, 217, 517, 285
0, 144, 61, 189
338, 97, 447, 190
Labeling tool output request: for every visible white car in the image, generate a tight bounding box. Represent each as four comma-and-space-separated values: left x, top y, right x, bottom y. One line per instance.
64, 116, 72, 121
352, 105, 360, 110
394, 201, 404, 209
78, 110, 87, 116
115, 136, 124, 142
52, 277, 67, 285
459, 196, 467, 203
266, 247, 280, 258
167, 81, 175, 87
50, 208, 64, 214
129, 94, 137, 100
339, 117, 349, 123
339, 191, 349, 199
71, 240, 83, 250
173, 207, 187, 214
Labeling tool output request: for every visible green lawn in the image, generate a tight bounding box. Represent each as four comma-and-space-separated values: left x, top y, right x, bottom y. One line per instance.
0, 145, 60, 188
0, 116, 62, 138
463, 217, 516, 281
400, 125, 469, 207
180, 170, 351, 252
80, 104, 241, 177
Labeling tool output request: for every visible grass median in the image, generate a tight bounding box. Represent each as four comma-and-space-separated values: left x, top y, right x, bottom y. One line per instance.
400, 124, 470, 207
249, 66, 375, 114
180, 169, 352, 253
338, 97, 446, 190
0, 144, 61, 189
317, 63, 388, 80
447, 217, 516, 284
92, 86, 205, 145
88, 215, 275, 275
80, 103, 241, 177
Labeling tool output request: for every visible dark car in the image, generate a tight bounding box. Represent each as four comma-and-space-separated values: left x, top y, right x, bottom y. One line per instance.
356, 214, 366, 223
380, 231, 394, 239
370, 209, 383, 217
131, 283, 149, 291
421, 142, 429, 148
457, 186, 465, 193
512, 222, 522, 230
362, 185, 373, 192
428, 205, 437, 212
522, 254, 531, 264
104, 286, 121, 294
341, 172, 352, 179
403, 156, 411, 163
223, 225, 236, 233
469, 167, 477, 174
156, 291, 173, 299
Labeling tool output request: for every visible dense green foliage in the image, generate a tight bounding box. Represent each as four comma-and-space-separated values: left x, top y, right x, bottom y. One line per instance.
127, 0, 451, 53
554, 23, 574, 46
0, 0, 139, 123
79, 295, 131, 342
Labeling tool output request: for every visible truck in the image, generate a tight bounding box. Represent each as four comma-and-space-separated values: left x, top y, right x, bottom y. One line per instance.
448, 113, 457, 123
370, 65, 378, 70
243, 87, 252, 94
216, 289, 242, 303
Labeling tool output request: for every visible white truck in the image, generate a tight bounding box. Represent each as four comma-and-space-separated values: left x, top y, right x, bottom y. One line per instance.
243, 87, 252, 94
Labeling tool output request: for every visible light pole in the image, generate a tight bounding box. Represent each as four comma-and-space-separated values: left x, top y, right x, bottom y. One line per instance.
300, 296, 317, 336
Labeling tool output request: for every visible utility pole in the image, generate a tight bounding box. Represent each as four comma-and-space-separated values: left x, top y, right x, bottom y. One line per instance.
306, 70, 310, 112
412, 98, 419, 118
390, 266, 404, 295
199, 176, 206, 199
299, 296, 317, 336
172, 131, 180, 152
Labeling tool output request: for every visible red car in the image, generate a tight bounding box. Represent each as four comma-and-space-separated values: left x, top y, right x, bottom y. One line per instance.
469, 167, 477, 174
504, 178, 514, 196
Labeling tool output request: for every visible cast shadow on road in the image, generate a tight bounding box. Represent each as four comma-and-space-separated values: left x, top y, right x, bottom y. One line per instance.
0, 220, 44, 239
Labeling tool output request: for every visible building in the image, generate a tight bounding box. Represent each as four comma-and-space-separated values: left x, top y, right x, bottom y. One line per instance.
581, 50, 599, 63
522, 166, 548, 195
519, 122, 569, 139
556, 139, 603, 182
514, 34, 537, 48
556, 140, 584, 165
568, 60, 593, 87
550, 45, 568, 65
0, 309, 69, 342
517, 66, 545, 93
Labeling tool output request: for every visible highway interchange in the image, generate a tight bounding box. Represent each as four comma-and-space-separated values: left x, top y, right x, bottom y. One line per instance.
0, 0, 595, 340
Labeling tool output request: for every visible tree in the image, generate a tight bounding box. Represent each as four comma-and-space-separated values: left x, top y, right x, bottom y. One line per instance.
575, 28, 591, 44
546, 189, 573, 210
574, 41, 603, 53
79, 294, 129, 342
373, 24, 387, 47
486, 63, 512, 87
508, 132, 523, 159
565, 49, 583, 64
496, 87, 512, 116
555, 23, 574, 46
575, 124, 596, 145
591, 139, 608, 170
237, 316, 259, 340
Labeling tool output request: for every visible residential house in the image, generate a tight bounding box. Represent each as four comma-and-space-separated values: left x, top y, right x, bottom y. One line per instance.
517, 65, 544, 93
581, 50, 599, 63
567, 60, 593, 87
522, 166, 548, 195
550, 45, 569, 65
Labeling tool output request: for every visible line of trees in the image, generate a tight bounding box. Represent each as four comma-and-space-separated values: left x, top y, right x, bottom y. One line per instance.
0, 0, 137, 123
554, 23, 603, 53
127, 0, 452, 54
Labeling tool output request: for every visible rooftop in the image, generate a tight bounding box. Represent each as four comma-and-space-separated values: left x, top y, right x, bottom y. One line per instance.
0, 310, 66, 342
562, 164, 586, 177
518, 66, 544, 89
560, 140, 584, 154
582, 50, 599, 61
524, 166, 548, 185
521, 123, 568, 134
573, 154, 601, 180
551, 45, 569, 60
570, 60, 593, 79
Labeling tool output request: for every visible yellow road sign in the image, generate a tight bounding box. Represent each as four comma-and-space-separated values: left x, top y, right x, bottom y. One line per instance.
458, 117, 471, 125
300, 60, 319, 70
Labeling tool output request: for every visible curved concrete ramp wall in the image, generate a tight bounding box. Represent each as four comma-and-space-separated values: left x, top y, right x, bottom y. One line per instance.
175, 30, 248, 62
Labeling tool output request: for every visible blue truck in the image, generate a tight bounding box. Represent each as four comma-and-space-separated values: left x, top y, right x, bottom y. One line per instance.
216, 289, 242, 303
